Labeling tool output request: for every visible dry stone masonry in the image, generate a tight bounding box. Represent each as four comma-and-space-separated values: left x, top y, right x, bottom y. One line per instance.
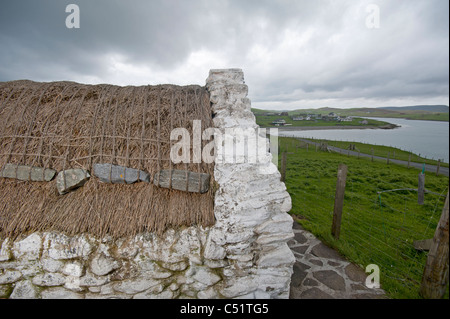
0, 69, 294, 299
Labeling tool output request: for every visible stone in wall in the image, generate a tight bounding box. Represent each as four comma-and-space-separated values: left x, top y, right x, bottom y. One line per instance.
56, 169, 90, 194
1, 163, 56, 182
93, 163, 150, 184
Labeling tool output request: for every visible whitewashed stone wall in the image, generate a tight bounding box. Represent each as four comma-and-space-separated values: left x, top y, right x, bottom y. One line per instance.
0, 69, 294, 299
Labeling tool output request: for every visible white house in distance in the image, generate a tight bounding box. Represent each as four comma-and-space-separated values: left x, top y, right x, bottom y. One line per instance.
272, 119, 286, 126
339, 116, 353, 122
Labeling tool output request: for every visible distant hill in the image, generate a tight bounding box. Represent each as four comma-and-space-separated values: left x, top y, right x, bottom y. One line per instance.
251, 105, 449, 122
379, 105, 449, 113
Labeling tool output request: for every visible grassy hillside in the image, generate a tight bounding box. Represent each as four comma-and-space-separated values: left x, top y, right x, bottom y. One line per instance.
278, 136, 449, 299
304, 138, 449, 167
381, 105, 449, 113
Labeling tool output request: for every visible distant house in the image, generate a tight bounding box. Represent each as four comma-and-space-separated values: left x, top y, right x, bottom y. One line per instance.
292, 116, 304, 121
339, 117, 353, 122
323, 114, 340, 122
280, 112, 289, 116
272, 119, 286, 126
359, 120, 369, 125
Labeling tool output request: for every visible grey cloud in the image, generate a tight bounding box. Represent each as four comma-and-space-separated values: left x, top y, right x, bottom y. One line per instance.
0, 0, 448, 109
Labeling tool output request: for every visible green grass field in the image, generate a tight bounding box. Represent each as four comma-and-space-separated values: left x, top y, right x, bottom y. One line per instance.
302, 138, 449, 168
278, 136, 449, 299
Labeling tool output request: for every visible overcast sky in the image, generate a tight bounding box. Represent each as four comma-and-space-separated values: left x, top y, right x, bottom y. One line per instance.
0, 0, 448, 110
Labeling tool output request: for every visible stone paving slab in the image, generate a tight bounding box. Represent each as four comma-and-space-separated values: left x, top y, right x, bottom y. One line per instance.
288, 221, 387, 299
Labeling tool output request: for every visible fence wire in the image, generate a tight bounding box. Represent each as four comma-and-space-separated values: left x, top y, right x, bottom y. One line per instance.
278, 136, 449, 298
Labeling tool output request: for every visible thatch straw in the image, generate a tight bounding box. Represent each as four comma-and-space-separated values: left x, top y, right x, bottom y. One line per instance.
0, 80, 215, 239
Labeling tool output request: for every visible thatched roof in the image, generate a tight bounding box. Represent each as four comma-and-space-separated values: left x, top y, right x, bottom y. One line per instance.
0, 80, 215, 239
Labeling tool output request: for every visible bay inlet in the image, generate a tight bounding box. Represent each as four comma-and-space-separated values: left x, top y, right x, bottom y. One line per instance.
277, 117, 449, 163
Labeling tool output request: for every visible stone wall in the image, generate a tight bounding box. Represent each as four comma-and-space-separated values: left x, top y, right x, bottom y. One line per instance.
0, 69, 295, 299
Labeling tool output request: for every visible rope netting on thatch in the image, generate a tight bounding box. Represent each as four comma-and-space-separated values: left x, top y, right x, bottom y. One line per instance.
0, 80, 215, 239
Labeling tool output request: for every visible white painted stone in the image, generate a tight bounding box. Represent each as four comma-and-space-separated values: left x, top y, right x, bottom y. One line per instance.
41, 258, 64, 273
255, 213, 293, 235
113, 278, 161, 294
62, 262, 84, 277
45, 233, 92, 260
192, 267, 221, 286
256, 243, 296, 268
280, 195, 292, 213
116, 239, 139, 258
13, 233, 42, 260
132, 284, 165, 299
19, 262, 41, 277
10, 280, 38, 299
88, 286, 101, 293
169, 282, 179, 291
90, 253, 120, 276
99, 283, 114, 294
204, 259, 229, 269
256, 233, 294, 246
0, 239, 12, 261
158, 261, 188, 272
221, 276, 258, 298
32, 272, 66, 286
197, 286, 220, 299
225, 242, 252, 255
64, 276, 82, 291
0, 270, 22, 284
79, 272, 109, 287
204, 237, 226, 260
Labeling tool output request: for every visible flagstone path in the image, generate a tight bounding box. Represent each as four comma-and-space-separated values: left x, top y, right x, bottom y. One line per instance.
288, 221, 387, 299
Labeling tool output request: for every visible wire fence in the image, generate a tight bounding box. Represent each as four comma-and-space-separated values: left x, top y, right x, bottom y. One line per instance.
278, 136, 449, 298
344, 175, 447, 297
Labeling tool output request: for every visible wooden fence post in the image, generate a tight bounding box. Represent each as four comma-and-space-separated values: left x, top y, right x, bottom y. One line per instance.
418, 172, 425, 205
387, 151, 390, 165
436, 159, 441, 176
332, 164, 348, 239
420, 191, 449, 299
408, 154, 411, 169
281, 151, 287, 182
371, 148, 374, 162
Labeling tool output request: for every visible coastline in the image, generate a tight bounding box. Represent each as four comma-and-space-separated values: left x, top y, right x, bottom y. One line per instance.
270, 123, 400, 131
